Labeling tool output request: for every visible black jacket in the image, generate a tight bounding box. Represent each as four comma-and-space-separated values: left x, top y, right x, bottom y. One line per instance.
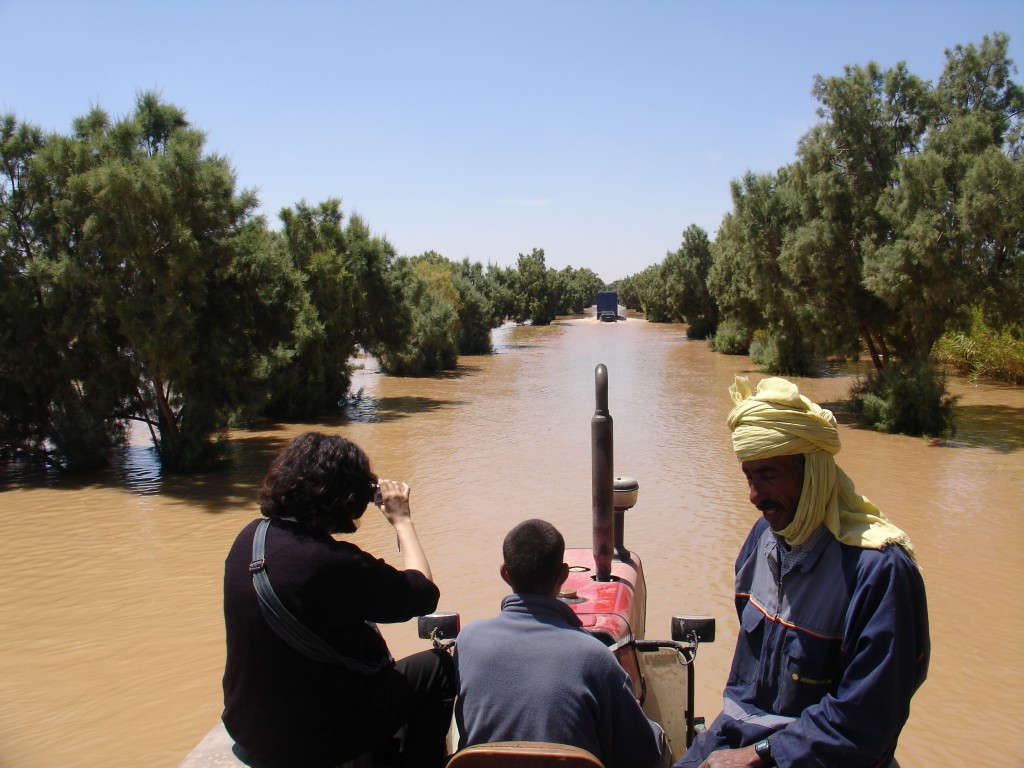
222, 517, 439, 766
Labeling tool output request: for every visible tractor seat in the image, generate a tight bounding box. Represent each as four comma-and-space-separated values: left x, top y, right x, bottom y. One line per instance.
446, 741, 605, 768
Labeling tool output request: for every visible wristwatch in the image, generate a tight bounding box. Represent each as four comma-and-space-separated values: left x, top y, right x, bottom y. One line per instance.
753, 738, 776, 767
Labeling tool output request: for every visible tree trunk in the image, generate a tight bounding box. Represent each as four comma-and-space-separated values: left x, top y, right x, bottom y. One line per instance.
151, 376, 182, 463
861, 324, 883, 372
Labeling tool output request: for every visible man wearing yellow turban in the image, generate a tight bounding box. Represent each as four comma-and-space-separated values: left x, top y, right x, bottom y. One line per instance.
676, 377, 930, 768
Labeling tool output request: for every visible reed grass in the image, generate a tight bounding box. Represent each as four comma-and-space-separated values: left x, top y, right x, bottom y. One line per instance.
932, 312, 1024, 384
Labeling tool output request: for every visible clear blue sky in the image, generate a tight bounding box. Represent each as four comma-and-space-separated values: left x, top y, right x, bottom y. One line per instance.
4, 1, 1022, 283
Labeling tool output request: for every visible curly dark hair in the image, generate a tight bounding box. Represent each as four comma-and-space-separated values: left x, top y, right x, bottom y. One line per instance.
258, 432, 378, 534
502, 519, 565, 595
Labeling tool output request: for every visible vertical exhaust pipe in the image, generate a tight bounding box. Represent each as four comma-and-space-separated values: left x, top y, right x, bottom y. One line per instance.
592, 364, 613, 581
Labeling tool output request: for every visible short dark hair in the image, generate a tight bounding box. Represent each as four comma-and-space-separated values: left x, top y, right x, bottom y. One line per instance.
502, 519, 565, 595
258, 432, 377, 534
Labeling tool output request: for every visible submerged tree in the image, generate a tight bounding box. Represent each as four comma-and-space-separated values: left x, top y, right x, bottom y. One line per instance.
375, 253, 460, 375
709, 169, 810, 373
511, 248, 560, 325
662, 224, 718, 338
555, 265, 607, 316
619, 263, 672, 322
263, 202, 407, 419
0, 114, 133, 469
373, 251, 506, 374
453, 258, 502, 354
864, 33, 1024, 362
705, 33, 1022, 433
784, 60, 932, 369
1, 95, 308, 470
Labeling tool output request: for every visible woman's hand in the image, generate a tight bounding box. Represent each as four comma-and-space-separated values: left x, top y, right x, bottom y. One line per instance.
375, 479, 412, 524
375, 479, 432, 581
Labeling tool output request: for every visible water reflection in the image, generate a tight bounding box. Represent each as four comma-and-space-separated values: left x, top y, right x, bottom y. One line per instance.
940, 401, 1024, 452
111, 425, 163, 494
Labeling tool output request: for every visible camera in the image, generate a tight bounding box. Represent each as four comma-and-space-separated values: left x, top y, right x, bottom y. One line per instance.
371, 483, 383, 506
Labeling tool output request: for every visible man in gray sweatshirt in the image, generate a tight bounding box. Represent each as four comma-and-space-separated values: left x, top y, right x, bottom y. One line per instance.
453, 518, 666, 768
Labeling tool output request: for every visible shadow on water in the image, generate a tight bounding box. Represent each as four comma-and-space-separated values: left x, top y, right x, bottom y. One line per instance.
814, 396, 1024, 453
935, 403, 1024, 453
391, 366, 482, 380
815, 398, 861, 426
0, 391, 470, 510
812, 397, 1024, 453
495, 341, 542, 352
0, 434, 279, 511
346, 392, 466, 423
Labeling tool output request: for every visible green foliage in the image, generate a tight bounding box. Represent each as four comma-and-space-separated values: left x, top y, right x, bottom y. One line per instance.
662, 224, 719, 337
935, 32, 1024, 153
500, 249, 609, 324
684, 316, 715, 340
71, 95, 306, 471
932, 308, 1024, 383
617, 264, 673, 322
614, 277, 642, 312
511, 248, 559, 325
709, 169, 814, 364
851, 362, 958, 437
749, 329, 815, 376
375, 255, 460, 375
862, 34, 1024, 363
0, 111, 149, 471
700, 33, 1023, 386
701, 31, 1023, 448
783, 56, 932, 365
708, 319, 750, 355
263, 202, 402, 420
1, 96, 313, 471
555, 265, 606, 315
452, 259, 500, 354
482, 263, 518, 323
1, 91, 537, 470
345, 213, 411, 352
7, 35, 1020, 468
369, 252, 506, 373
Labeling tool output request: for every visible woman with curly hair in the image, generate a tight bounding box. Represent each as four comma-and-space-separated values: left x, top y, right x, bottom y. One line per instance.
222, 432, 454, 768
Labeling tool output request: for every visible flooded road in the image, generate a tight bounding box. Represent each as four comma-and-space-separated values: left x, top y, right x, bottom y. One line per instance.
2, 315, 1022, 767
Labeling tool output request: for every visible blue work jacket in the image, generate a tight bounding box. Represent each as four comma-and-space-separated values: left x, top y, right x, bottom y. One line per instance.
679, 518, 929, 768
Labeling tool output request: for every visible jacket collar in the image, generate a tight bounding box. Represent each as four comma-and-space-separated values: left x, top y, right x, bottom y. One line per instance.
500, 592, 584, 629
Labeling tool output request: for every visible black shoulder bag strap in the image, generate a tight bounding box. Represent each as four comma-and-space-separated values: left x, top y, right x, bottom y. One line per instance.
249, 519, 391, 674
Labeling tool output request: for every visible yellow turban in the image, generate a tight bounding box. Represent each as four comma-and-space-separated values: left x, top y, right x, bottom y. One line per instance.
727, 376, 915, 559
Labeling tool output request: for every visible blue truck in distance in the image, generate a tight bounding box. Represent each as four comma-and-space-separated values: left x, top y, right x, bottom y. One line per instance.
596, 291, 619, 322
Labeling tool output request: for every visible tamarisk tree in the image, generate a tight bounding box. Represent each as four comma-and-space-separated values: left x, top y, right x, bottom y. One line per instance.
1, 94, 308, 470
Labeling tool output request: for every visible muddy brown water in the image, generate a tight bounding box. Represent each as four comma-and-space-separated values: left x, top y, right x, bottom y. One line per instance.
2, 315, 1022, 767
